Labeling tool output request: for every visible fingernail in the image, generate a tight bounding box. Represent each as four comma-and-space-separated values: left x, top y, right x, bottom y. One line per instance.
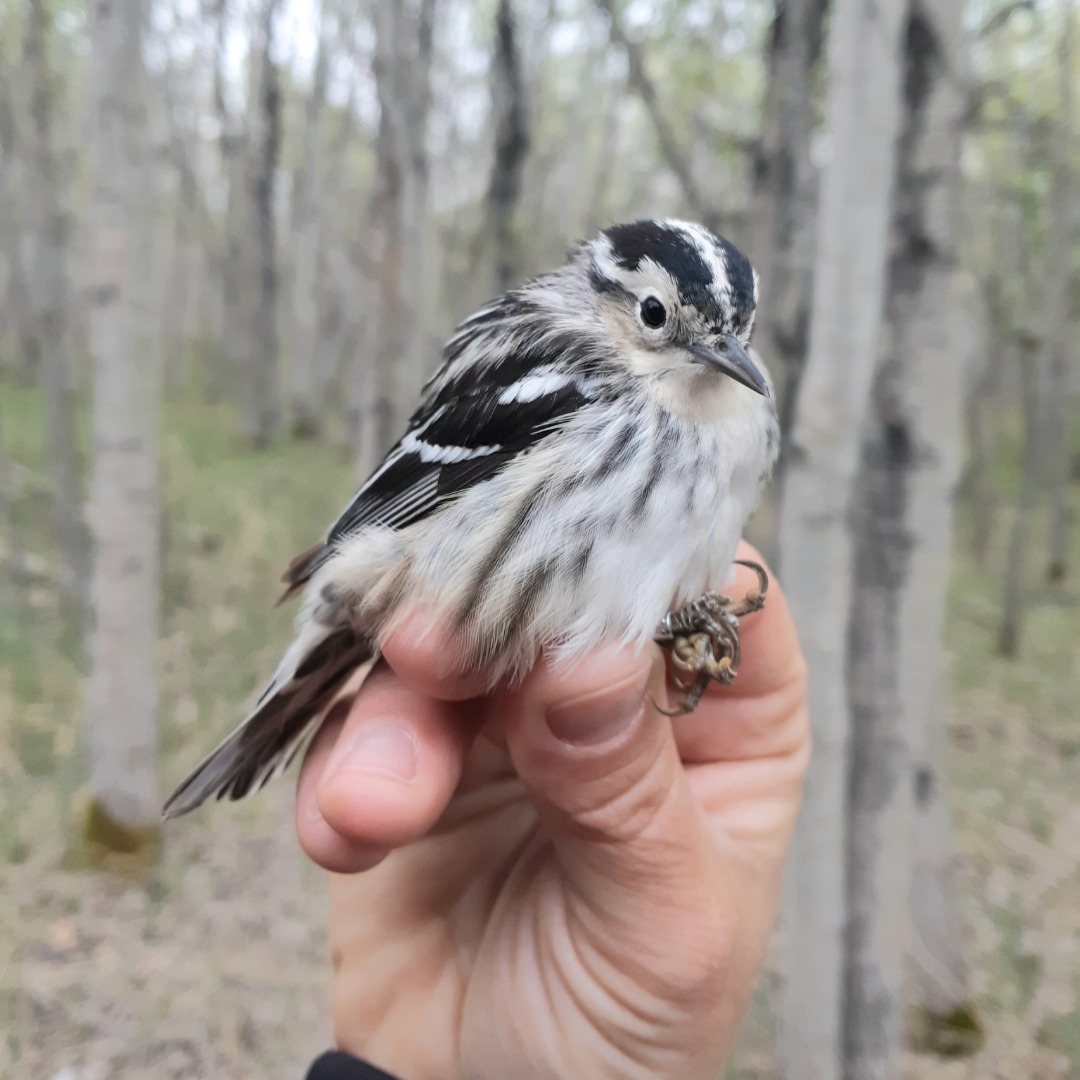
329, 724, 418, 782
545, 678, 647, 746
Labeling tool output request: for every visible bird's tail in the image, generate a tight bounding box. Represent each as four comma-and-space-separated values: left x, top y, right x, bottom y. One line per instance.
163, 621, 374, 819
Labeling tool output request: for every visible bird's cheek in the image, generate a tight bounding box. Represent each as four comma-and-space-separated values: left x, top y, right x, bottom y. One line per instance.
621, 342, 677, 381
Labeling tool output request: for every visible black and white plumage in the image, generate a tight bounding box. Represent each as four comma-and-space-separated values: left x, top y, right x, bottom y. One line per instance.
164, 219, 779, 818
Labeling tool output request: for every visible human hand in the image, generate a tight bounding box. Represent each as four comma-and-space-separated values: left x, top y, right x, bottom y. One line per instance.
295, 542, 809, 1080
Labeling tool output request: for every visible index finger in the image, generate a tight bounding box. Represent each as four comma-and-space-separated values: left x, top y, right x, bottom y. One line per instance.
381, 542, 807, 767
380, 610, 489, 702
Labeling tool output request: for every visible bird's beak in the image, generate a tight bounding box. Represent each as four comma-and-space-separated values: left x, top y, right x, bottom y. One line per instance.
689, 334, 770, 397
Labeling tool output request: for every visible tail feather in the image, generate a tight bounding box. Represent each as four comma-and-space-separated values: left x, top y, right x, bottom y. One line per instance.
163, 625, 374, 819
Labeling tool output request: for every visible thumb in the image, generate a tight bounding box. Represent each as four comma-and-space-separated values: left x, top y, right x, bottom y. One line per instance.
501, 647, 731, 954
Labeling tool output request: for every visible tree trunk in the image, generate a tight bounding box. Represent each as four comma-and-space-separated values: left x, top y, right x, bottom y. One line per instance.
25, 0, 88, 629
845, 3, 972, 1074
1043, 0, 1074, 583
486, 0, 530, 294
0, 72, 35, 386
371, 0, 407, 457
999, 329, 1042, 656
241, 0, 283, 448
2, 224, 41, 388
0, 411, 29, 624
211, 0, 243, 405
84, 0, 163, 838
894, 8, 981, 1048
751, 0, 829, 437
776, 0, 906, 1076
846, 363, 912, 1080
399, 0, 436, 419
908, 710, 982, 1056
371, 0, 438, 450
289, 0, 331, 440
750, 0, 830, 564
961, 265, 1003, 563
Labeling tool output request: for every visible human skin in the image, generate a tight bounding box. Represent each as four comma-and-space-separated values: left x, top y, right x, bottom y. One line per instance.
295, 543, 810, 1080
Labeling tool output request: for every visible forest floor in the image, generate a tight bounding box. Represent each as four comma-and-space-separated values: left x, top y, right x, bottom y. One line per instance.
1, 380, 1078, 1079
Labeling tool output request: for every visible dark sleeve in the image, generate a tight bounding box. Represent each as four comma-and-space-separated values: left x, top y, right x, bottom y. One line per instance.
306, 1050, 402, 1080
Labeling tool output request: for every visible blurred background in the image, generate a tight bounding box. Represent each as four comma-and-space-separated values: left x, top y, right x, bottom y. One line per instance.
0, 0, 1077, 1076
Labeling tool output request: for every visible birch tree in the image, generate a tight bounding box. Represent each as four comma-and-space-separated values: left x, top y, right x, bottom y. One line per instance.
84, 0, 163, 838
896, 2, 980, 1045
25, 0, 87, 623
288, 0, 331, 439
845, 1, 972, 1073
750, 0, 829, 435
486, 0, 530, 295
776, 0, 906, 1075
241, 0, 283, 448
212, 0, 245, 405
370, 0, 437, 449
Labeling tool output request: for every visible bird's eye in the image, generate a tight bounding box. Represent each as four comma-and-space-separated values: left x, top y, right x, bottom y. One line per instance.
639, 296, 667, 329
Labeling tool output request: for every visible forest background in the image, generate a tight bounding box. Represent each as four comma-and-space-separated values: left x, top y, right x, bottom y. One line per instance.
1, 0, 1078, 1077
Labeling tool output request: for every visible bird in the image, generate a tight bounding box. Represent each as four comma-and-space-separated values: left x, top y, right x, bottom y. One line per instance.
163, 218, 779, 819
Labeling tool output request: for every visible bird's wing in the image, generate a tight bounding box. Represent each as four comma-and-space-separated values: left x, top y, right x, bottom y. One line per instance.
279, 345, 601, 599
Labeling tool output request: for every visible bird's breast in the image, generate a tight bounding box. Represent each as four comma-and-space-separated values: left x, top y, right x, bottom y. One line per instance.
330, 398, 774, 686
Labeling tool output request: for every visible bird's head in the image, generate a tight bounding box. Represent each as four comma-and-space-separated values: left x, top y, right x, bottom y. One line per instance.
575, 219, 770, 399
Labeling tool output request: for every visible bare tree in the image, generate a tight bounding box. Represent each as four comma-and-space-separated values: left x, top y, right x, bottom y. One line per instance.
845, 1, 973, 1073
776, 0, 906, 1075
895, 6, 982, 1045
84, 0, 163, 838
370, 0, 438, 451
241, 0, 283, 448
1044, 0, 1074, 582
24, 0, 88, 624
999, 325, 1043, 656
486, 0, 530, 294
0, 65, 35, 386
289, 0, 331, 439
961, 253, 1004, 563
750, 0, 829, 435
594, 0, 712, 224
0, 411, 29, 624
211, 0, 245, 405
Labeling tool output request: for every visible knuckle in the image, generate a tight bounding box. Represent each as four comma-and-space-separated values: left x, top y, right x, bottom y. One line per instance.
563, 749, 678, 847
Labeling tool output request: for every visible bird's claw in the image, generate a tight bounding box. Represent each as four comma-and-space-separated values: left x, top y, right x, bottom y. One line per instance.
653, 559, 769, 715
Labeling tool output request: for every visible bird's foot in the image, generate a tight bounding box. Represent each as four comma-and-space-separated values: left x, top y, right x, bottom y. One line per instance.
653, 559, 769, 714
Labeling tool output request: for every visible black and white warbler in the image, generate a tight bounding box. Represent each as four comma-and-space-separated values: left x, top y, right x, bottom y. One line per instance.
164, 219, 779, 818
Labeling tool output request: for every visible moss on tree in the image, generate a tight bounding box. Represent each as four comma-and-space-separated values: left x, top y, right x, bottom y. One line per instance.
81, 798, 160, 876
909, 1002, 985, 1058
